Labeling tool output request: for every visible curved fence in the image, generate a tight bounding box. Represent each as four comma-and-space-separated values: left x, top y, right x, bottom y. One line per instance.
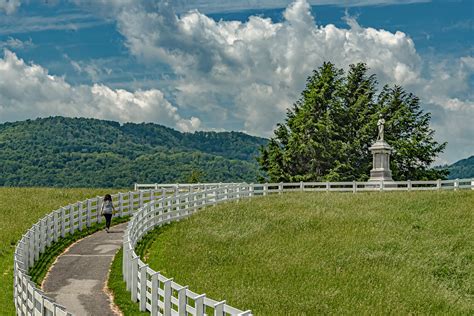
14, 179, 474, 315
13, 188, 177, 316
124, 179, 474, 316
123, 183, 253, 316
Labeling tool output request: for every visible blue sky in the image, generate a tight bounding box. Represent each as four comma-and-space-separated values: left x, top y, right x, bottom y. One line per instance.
0, 0, 472, 164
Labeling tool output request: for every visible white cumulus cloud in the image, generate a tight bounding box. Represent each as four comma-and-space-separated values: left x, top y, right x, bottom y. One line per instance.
0, 50, 200, 132
0, 37, 34, 50
113, 0, 422, 131
0, 0, 20, 14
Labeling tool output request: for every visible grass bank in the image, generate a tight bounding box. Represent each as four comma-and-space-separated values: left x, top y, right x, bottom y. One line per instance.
108, 248, 148, 315
0, 187, 112, 314
139, 191, 474, 315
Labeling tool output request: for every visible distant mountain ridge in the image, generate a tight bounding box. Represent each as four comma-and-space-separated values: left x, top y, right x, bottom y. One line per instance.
446, 155, 474, 179
0, 117, 268, 187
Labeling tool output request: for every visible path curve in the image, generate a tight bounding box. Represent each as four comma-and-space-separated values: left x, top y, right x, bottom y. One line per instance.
42, 223, 127, 316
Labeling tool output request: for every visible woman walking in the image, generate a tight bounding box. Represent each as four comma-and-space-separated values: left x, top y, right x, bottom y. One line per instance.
101, 194, 115, 233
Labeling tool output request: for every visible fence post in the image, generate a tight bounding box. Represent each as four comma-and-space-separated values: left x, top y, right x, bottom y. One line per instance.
69, 205, 75, 235
139, 191, 144, 208
326, 182, 330, 192
122, 243, 129, 283
131, 256, 139, 302
214, 300, 226, 316
164, 278, 173, 316
380, 180, 385, 192
39, 221, 45, 257
407, 180, 412, 191
174, 189, 179, 220
40, 216, 48, 253
151, 272, 159, 316
454, 178, 459, 191
46, 214, 53, 247
279, 182, 283, 195
471, 180, 474, 190
437, 179, 442, 190
34, 224, 40, 261
33, 288, 43, 315
125, 249, 132, 290
86, 199, 92, 228
129, 191, 134, 213
119, 193, 124, 217
177, 286, 188, 316
53, 210, 59, 243
139, 264, 148, 311
224, 186, 228, 201
150, 189, 155, 204
195, 294, 206, 315
352, 181, 356, 194
300, 181, 304, 192
61, 208, 66, 238
263, 183, 268, 196
78, 202, 83, 231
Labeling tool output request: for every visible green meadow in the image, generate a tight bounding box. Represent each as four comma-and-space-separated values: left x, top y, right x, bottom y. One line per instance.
0, 187, 111, 314
140, 191, 474, 315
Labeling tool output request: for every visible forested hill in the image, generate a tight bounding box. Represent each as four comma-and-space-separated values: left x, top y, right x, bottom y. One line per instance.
446, 155, 474, 179
0, 117, 268, 187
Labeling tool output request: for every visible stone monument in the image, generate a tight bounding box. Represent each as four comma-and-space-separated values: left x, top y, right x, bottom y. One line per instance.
368, 114, 393, 182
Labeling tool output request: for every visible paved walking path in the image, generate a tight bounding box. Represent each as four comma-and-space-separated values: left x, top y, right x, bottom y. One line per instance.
42, 222, 127, 316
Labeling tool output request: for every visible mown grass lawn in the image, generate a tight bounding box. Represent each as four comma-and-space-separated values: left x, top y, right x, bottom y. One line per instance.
0, 187, 111, 314
141, 191, 474, 315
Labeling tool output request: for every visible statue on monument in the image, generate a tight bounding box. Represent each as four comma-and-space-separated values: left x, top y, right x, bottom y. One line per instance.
377, 114, 385, 141
368, 113, 393, 182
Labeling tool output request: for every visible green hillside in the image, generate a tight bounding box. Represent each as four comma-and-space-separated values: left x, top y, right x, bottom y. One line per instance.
0, 117, 267, 187
447, 156, 474, 179
139, 191, 474, 315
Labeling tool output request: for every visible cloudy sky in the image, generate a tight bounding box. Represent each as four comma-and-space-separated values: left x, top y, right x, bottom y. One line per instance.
0, 0, 472, 164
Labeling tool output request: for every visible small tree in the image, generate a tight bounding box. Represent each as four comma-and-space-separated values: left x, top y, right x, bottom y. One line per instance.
187, 169, 204, 183
259, 62, 447, 182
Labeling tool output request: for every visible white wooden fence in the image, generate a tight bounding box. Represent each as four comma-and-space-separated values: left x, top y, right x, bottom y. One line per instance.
14, 179, 474, 316
123, 178, 474, 316
123, 183, 253, 316
13, 189, 169, 316
135, 179, 474, 193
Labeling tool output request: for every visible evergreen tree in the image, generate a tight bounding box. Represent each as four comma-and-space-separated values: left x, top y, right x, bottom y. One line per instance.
259, 62, 447, 182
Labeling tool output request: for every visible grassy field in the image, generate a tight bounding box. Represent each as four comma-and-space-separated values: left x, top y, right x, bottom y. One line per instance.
140, 191, 474, 315
0, 187, 112, 315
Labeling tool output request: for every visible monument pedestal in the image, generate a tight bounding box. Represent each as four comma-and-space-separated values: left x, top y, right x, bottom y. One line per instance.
368, 140, 393, 182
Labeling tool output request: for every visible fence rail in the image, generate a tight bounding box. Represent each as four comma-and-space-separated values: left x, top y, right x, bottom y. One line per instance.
14, 179, 474, 315
135, 179, 474, 194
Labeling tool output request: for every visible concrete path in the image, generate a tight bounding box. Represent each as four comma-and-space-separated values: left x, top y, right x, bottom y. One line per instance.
42, 222, 127, 316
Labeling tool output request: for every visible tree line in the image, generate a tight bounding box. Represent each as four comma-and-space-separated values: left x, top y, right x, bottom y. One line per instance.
0, 117, 266, 187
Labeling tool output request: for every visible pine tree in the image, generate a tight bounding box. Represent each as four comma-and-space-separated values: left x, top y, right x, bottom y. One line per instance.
259, 63, 447, 182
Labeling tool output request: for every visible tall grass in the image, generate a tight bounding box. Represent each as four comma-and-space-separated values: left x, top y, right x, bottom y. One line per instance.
0, 187, 111, 314
141, 191, 474, 315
